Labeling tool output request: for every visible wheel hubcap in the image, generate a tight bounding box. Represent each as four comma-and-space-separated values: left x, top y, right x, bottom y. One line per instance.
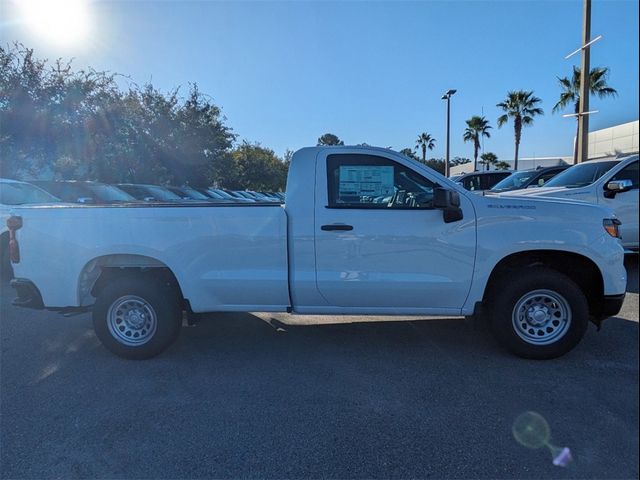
512, 289, 571, 346
107, 295, 157, 346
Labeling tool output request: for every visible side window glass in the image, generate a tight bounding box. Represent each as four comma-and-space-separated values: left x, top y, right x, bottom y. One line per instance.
59, 184, 74, 202
481, 175, 495, 190
611, 161, 639, 189
463, 175, 480, 191
538, 171, 559, 186
327, 154, 436, 209
494, 173, 509, 187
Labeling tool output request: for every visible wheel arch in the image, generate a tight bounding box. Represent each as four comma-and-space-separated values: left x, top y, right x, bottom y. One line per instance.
483, 249, 604, 317
77, 254, 185, 307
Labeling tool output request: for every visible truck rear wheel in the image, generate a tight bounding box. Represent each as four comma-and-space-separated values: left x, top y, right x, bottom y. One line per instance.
93, 277, 182, 359
488, 267, 589, 359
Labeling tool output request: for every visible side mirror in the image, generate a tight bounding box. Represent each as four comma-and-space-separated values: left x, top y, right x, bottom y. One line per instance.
604, 179, 633, 198
433, 188, 463, 223
77, 197, 95, 204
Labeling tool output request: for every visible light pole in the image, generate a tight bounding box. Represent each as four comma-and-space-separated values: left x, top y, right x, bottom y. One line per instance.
441, 89, 457, 177
564, 0, 600, 163
577, 0, 591, 163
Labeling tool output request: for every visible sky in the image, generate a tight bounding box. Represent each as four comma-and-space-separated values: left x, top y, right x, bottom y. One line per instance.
1, 0, 638, 162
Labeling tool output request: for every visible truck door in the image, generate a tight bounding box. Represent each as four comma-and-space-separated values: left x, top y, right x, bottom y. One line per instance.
314, 151, 476, 312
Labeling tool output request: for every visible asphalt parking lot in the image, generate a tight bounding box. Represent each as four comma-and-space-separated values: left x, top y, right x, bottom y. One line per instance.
1, 257, 638, 479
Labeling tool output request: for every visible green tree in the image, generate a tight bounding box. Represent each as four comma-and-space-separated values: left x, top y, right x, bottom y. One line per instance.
497, 91, 544, 171
414, 133, 436, 161
462, 116, 491, 172
0, 44, 236, 185
218, 142, 288, 191
399, 147, 419, 161
479, 152, 498, 171
494, 161, 511, 170
317, 133, 344, 146
423, 158, 445, 174
552, 66, 617, 164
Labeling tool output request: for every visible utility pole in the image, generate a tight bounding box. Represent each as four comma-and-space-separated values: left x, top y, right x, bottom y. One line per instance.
576, 0, 591, 163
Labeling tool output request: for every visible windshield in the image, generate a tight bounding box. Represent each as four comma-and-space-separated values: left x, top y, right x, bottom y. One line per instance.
544, 161, 619, 188
0, 182, 59, 205
86, 184, 135, 202
210, 189, 235, 199
491, 171, 537, 191
144, 186, 182, 200
182, 187, 210, 200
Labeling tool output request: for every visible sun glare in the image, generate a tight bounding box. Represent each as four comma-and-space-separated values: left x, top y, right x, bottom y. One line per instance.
15, 0, 90, 46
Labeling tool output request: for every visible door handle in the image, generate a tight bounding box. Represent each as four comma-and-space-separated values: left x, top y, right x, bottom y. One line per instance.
321, 224, 354, 231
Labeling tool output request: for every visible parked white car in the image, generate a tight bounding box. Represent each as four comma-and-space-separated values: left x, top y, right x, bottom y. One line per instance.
500, 154, 639, 251
7, 147, 627, 360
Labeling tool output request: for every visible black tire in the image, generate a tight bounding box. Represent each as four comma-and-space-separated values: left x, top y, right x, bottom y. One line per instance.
93, 276, 182, 360
488, 267, 589, 359
0, 237, 13, 284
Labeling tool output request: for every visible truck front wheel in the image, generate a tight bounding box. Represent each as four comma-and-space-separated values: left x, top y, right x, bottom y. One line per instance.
489, 268, 589, 359
93, 277, 182, 359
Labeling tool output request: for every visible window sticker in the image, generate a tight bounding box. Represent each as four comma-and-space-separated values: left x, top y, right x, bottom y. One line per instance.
338, 166, 394, 201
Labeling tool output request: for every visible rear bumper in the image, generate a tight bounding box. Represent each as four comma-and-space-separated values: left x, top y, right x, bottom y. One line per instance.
10, 278, 44, 309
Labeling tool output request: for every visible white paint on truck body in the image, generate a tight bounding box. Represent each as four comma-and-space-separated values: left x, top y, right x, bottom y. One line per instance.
10, 146, 627, 315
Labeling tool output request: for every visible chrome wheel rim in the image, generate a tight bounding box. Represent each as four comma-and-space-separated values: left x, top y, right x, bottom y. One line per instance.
512, 289, 571, 346
107, 295, 157, 346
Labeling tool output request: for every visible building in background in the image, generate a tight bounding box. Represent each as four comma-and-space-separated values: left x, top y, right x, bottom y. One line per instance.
449, 120, 639, 177
585, 120, 638, 159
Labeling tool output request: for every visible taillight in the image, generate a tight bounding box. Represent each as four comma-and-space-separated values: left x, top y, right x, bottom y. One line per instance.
6, 215, 22, 263
603, 218, 622, 239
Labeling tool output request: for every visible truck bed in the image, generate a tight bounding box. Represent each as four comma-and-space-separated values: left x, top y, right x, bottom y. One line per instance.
11, 203, 290, 312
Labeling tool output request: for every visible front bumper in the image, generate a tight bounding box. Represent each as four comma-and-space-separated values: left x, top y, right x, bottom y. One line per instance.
10, 278, 44, 309
594, 293, 626, 321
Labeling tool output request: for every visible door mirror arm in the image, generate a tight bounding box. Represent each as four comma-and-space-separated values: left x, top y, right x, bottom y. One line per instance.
433, 188, 463, 223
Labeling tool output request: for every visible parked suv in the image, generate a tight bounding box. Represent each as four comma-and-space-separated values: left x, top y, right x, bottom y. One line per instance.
490, 166, 569, 193
453, 171, 512, 192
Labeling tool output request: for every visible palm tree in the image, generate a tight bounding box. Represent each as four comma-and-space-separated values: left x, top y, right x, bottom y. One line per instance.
479, 152, 498, 171
497, 91, 544, 171
552, 66, 617, 164
317, 133, 344, 146
415, 133, 436, 162
494, 161, 511, 171
462, 116, 492, 171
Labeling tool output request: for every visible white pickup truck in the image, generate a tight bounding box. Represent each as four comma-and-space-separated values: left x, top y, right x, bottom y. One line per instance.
8, 147, 627, 360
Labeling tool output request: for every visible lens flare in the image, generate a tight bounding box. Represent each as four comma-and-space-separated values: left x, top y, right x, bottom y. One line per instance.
513, 411, 573, 468
513, 411, 550, 449
15, 0, 90, 46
